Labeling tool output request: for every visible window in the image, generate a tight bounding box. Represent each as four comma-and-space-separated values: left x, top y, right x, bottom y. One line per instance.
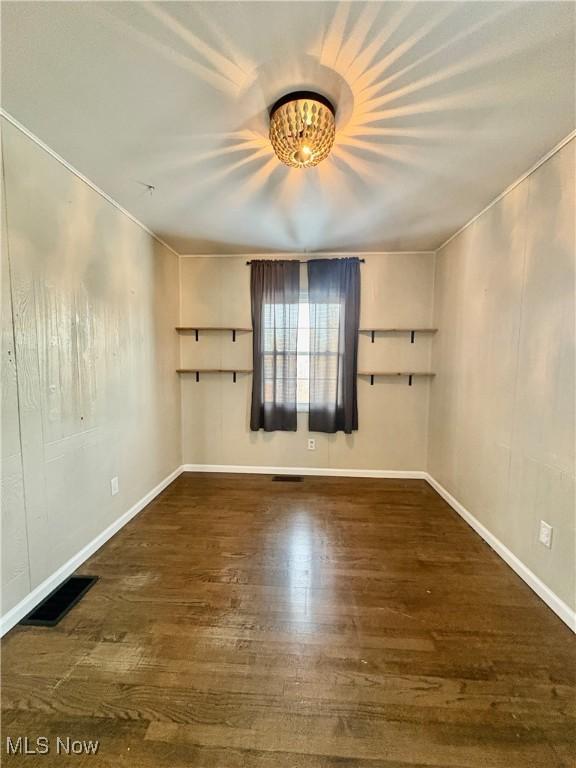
261, 298, 299, 409
252, 257, 359, 434
262, 287, 341, 413
296, 292, 341, 412
296, 294, 310, 411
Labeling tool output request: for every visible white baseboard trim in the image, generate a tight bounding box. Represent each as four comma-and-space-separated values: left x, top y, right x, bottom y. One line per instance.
0, 465, 183, 637
425, 473, 576, 633
181, 463, 428, 480
4, 464, 572, 636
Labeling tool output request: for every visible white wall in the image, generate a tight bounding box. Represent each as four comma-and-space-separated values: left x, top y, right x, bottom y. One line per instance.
179, 253, 435, 471
428, 139, 575, 611
1, 118, 182, 617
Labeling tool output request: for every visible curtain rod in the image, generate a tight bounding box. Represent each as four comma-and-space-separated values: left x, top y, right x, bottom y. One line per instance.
246, 258, 366, 265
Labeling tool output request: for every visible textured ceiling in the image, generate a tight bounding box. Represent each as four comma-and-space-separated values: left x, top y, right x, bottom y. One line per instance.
2, 1, 575, 254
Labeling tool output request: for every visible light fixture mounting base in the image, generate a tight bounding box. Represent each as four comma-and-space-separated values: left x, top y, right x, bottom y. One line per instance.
269, 90, 336, 119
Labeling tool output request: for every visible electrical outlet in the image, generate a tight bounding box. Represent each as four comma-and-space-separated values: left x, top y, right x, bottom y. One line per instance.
307, 438, 316, 451
538, 520, 553, 548
110, 476, 119, 496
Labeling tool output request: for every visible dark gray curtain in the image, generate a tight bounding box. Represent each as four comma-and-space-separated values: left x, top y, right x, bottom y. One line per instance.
250, 260, 300, 431
308, 258, 360, 434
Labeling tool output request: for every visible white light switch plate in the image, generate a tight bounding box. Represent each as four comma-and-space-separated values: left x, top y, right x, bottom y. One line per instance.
307, 438, 316, 450
110, 476, 119, 496
538, 520, 552, 548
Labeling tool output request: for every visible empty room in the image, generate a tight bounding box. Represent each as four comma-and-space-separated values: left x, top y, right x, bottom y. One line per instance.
1, 1, 575, 765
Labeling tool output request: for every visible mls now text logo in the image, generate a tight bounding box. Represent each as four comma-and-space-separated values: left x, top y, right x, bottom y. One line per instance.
6, 736, 99, 755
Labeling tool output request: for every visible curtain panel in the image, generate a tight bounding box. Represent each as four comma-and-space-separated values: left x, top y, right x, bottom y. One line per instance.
307, 257, 360, 434
250, 260, 300, 431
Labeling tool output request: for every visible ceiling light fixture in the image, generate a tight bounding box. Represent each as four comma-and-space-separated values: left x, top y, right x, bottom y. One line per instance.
269, 91, 336, 168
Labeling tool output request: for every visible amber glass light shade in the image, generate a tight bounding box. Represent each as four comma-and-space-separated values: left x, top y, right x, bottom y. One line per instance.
269, 91, 336, 168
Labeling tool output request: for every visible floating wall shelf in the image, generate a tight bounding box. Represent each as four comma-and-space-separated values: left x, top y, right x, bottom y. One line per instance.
177, 368, 432, 385
358, 371, 436, 387
176, 327, 252, 342
177, 368, 253, 383
359, 328, 437, 343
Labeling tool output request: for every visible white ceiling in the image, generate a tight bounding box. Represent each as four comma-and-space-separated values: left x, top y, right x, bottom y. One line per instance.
2, 1, 575, 254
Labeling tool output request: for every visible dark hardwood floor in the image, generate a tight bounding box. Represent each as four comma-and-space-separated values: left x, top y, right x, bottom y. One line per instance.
2, 473, 575, 766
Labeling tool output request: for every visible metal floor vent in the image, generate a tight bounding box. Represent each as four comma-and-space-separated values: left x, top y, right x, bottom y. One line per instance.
272, 475, 303, 482
20, 575, 98, 627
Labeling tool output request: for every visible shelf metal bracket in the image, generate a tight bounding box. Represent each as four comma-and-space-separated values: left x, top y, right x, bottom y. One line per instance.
410, 330, 415, 344
232, 329, 236, 342
195, 371, 200, 382
370, 375, 374, 386
408, 374, 413, 386
233, 371, 237, 383
371, 330, 375, 343
195, 329, 199, 342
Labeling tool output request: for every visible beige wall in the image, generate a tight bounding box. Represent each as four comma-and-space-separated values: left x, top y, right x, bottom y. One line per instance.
1, 119, 181, 615
428, 139, 575, 610
3, 111, 572, 624
1, 138, 30, 611
179, 253, 435, 471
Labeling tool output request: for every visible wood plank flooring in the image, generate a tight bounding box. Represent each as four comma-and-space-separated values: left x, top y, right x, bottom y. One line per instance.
2, 473, 574, 766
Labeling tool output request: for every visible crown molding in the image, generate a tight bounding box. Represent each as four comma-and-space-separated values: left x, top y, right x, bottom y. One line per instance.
436, 129, 576, 253
179, 251, 436, 258
0, 110, 437, 261
0, 109, 180, 258
4, 106, 571, 261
